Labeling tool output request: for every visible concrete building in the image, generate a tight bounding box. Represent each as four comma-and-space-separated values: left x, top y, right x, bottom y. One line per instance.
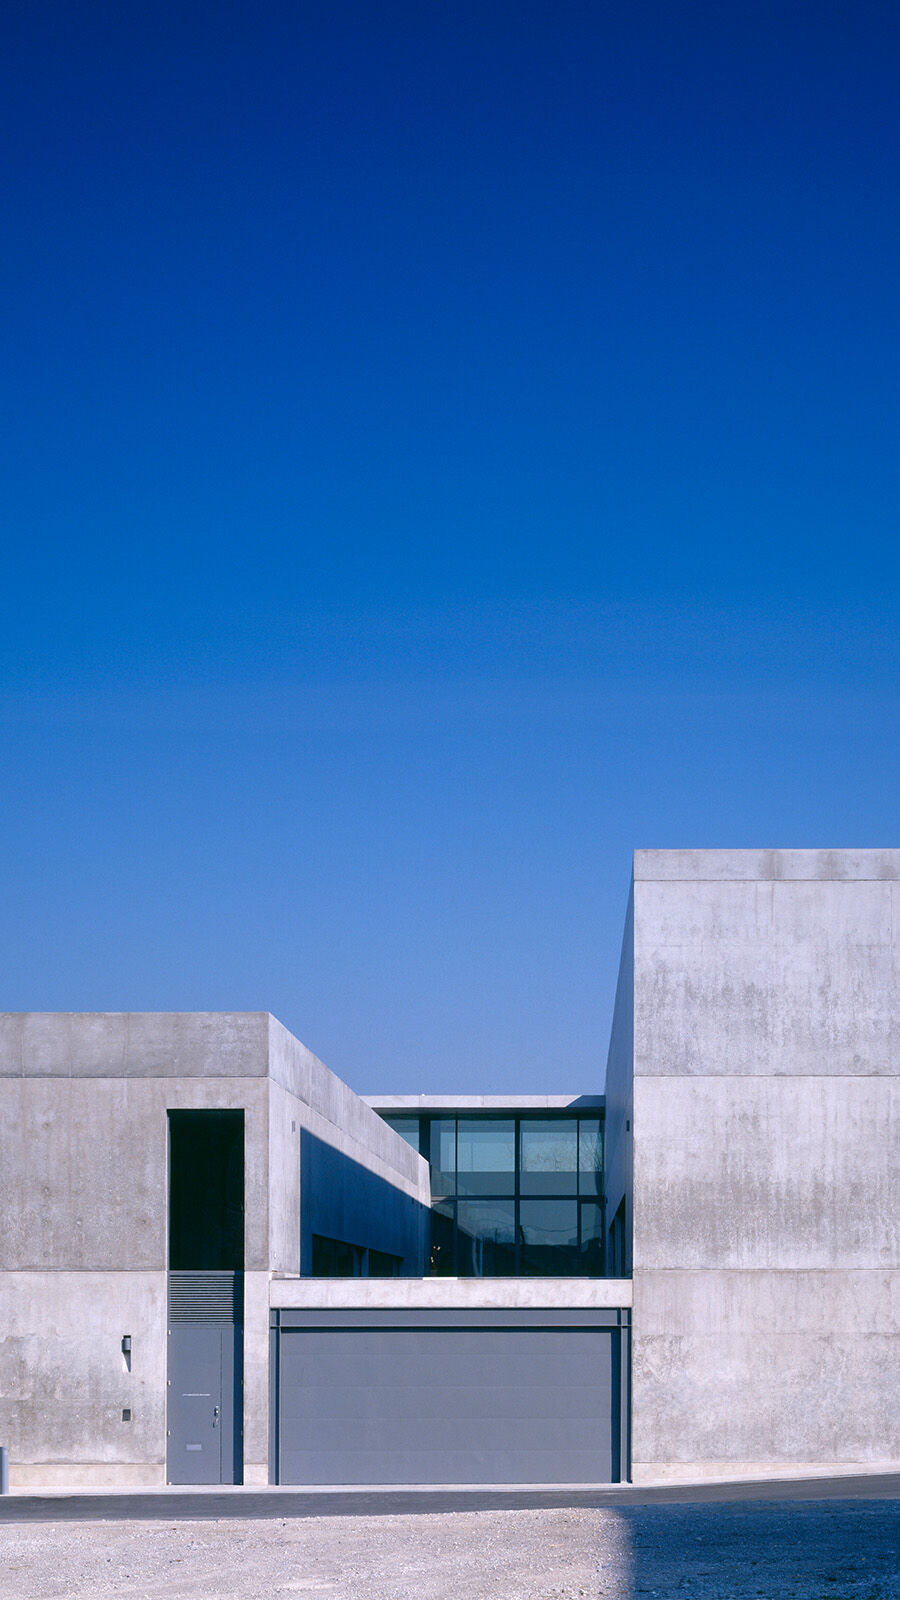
0, 1014, 429, 1487
606, 849, 899, 1482
0, 849, 896, 1487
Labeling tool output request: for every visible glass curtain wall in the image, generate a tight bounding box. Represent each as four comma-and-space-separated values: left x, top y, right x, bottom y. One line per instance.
382, 1113, 604, 1277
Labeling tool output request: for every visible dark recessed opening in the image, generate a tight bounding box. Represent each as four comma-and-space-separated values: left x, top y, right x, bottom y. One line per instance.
168, 1110, 244, 1270
121, 1408, 132, 1422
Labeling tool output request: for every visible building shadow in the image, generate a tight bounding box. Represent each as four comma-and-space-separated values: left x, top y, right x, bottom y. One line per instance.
593, 1498, 900, 1599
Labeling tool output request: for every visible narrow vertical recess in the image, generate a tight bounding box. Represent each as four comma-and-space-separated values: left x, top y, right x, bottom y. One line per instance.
168, 1110, 244, 1270
166, 1110, 245, 1486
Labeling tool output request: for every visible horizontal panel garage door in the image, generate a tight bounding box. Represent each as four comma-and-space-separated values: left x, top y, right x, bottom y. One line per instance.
273, 1310, 627, 1485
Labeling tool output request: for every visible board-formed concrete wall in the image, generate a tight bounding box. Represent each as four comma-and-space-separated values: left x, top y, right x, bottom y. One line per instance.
0, 1012, 428, 1488
628, 850, 900, 1481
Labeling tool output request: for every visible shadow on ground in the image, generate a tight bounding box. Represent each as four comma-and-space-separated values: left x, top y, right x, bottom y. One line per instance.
609, 1499, 900, 1600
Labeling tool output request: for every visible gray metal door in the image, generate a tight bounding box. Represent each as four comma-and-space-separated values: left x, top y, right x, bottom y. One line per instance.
276, 1316, 624, 1485
167, 1324, 238, 1484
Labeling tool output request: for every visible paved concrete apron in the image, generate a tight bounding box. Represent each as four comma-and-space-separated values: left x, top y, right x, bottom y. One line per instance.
0, 1500, 897, 1600
2, 1472, 897, 1524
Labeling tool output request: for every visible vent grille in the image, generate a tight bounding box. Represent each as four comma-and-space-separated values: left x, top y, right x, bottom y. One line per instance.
168, 1271, 243, 1324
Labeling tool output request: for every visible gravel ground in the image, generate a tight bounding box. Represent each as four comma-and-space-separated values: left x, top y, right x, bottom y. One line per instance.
0, 1500, 897, 1600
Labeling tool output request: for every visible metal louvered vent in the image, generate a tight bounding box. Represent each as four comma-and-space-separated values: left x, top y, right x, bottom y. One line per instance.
168, 1271, 243, 1324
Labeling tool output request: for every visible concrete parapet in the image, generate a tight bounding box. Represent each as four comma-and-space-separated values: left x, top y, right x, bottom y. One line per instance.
634, 849, 900, 882
269, 1277, 633, 1310
0, 1012, 269, 1080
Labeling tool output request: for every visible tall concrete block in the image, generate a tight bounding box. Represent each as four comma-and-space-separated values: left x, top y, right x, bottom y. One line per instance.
627, 850, 900, 1481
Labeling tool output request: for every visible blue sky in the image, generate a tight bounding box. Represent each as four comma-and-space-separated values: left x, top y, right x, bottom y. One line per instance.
2, 3, 899, 1090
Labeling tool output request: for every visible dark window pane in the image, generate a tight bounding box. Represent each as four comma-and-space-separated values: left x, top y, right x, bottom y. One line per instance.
368, 1248, 402, 1278
382, 1115, 421, 1154
578, 1118, 603, 1196
429, 1199, 456, 1275
311, 1234, 365, 1276
579, 1202, 604, 1276
609, 1197, 627, 1277
456, 1119, 515, 1196
429, 1118, 456, 1196
168, 1110, 244, 1270
519, 1118, 578, 1195
518, 1199, 579, 1275
457, 1200, 516, 1275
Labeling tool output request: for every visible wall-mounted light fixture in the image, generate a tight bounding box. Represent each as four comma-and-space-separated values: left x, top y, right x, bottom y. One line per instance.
122, 1334, 132, 1373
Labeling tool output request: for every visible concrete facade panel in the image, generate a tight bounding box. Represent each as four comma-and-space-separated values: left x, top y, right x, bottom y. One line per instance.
0, 1012, 269, 1079
0, 1077, 167, 1271
11, 1463, 167, 1488
634, 879, 896, 1077
270, 1278, 633, 1309
633, 1269, 900, 1336
122, 1012, 269, 1079
632, 1074, 898, 1270
632, 1327, 898, 1466
0, 1272, 166, 1470
0, 1077, 269, 1271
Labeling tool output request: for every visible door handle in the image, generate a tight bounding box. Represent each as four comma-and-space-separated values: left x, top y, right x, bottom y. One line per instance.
213, 1407, 220, 1428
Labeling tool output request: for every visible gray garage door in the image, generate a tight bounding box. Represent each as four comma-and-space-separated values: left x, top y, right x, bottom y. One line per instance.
272, 1309, 628, 1485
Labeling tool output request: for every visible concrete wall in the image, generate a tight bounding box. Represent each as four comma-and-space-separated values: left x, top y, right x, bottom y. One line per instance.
0, 1010, 270, 1082
268, 1017, 427, 1205
0, 1012, 429, 1488
603, 883, 634, 1276
629, 850, 900, 1481
0, 1014, 271, 1486
0, 1271, 166, 1487
270, 1278, 633, 1309
0, 1074, 271, 1273
298, 1131, 428, 1275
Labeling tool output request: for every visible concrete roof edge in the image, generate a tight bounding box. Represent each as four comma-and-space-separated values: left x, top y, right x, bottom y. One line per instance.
0, 1011, 272, 1080
633, 848, 900, 882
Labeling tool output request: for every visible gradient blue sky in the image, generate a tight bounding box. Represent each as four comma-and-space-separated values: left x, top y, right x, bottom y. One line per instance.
2, 2, 899, 1091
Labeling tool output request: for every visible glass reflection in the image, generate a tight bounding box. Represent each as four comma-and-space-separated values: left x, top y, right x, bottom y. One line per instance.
457, 1199, 516, 1275
429, 1119, 456, 1196
578, 1118, 603, 1195
430, 1198, 456, 1275
378, 1109, 607, 1277
580, 1201, 604, 1274
456, 1119, 515, 1195
518, 1199, 579, 1275
519, 1118, 577, 1194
